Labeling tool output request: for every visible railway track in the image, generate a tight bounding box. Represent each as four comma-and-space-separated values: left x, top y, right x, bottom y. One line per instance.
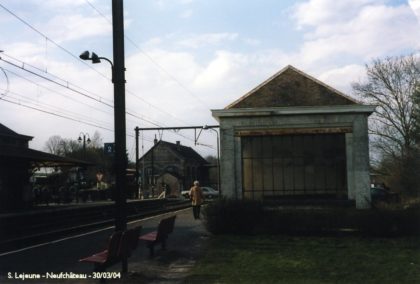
0, 198, 190, 254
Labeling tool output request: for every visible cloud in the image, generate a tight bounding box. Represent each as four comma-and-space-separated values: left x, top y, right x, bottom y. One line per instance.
293, 0, 380, 28
293, 1, 420, 65
46, 14, 112, 42
37, 0, 87, 8
177, 33, 239, 48
409, 0, 420, 23
318, 64, 366, 94
180, 9, 193, 19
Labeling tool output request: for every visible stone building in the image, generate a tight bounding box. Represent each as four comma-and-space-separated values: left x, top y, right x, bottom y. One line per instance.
212, 65, 375, 209
138, 140, 209, 197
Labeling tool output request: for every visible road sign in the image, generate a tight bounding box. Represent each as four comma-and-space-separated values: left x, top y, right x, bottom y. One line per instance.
104, 143, 115, 155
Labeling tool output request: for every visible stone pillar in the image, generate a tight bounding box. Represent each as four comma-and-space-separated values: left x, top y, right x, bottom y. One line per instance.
220, 126, 236, 198
234, 136, 242, 199
346, 133, 355, 200
352, 115, 371, 209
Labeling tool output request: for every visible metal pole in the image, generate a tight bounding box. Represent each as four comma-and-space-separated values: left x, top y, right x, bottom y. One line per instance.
215, 129, 221, 195
112, 0, 127, 273
135, 127, 139, 199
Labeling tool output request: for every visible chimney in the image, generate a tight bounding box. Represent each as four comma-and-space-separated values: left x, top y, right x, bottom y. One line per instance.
176, 141, 180, 150
154, 134, 158, 145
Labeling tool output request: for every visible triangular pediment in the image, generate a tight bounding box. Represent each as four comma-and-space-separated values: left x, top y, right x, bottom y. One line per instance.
226, 65, 358, 109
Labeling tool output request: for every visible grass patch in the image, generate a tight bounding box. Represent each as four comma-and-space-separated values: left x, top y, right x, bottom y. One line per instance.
186, 235, 420, 284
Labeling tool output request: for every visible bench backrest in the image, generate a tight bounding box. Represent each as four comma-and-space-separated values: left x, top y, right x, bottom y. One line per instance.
107, 231, 123, 260
156, 215, 176, 240
119, 226, 141, 258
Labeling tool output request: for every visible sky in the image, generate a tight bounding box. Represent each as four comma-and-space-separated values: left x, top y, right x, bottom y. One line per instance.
0, 0, 420, 161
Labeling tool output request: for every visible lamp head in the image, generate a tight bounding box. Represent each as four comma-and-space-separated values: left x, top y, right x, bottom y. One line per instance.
87, 137, 91, 144
79, 51, 90, 60
91, 52, 101, 64
78, 136, 82, 143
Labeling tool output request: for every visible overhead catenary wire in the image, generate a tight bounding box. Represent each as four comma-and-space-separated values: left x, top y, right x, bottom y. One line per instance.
0, 57, 172, 130
1, 2, 210, 149
0, 94, 155, 143
1, 56, 198, 145
0, 95, 114, 132
1, 52, 114, 105
1, 66, 114, 118
0, 4, 194, 129
0, 3, 111, 82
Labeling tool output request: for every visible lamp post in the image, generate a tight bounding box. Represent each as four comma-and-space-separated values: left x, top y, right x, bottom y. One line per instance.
79, 0, 127, 273
203, 125, 221, 195
79, 49, 127, 231
78, 132, 91, 152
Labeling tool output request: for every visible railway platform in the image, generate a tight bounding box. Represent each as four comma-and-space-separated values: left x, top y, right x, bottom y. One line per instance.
0, 207, 208, 283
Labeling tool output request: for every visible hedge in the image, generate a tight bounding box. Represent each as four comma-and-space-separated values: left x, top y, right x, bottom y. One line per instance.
203, 198, 420, 236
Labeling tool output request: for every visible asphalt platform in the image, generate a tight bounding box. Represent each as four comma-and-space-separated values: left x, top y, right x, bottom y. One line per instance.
0, 207, 210, 284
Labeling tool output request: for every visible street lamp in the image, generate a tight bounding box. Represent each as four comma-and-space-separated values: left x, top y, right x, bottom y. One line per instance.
80, 1, 127, 272
80, 51, 114, 81
79, 49, 127, 233
203, 125, 221, 195
78, 132, 91, 152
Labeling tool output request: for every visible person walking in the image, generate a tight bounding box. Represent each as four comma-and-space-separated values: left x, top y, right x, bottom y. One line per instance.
189, 180, 204, 219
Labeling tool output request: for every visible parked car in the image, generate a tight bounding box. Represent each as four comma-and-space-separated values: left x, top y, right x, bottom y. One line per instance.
370, 187, 400, 203
181, 186, 219, 200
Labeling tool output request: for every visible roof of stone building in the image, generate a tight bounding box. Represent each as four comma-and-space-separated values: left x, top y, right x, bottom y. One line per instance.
141, 140, 208, 165
226, 65, 359, 109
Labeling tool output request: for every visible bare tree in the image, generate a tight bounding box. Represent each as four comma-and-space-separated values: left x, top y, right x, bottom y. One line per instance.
353, 55, 420, 158
44, 135, 64, 156
352, 55, 420, 195
44, 136, 80, 156
90, 131, 103, 148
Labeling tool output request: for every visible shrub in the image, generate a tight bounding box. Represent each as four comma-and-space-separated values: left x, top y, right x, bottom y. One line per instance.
203, 198, 264, 235
203, 198, 420, 236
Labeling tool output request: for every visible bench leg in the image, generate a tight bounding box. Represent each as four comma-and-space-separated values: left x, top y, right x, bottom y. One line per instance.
147, 242, 155, 258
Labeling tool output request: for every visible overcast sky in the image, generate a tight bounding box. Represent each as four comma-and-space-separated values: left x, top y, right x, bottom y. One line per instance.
0, 0, 419, 160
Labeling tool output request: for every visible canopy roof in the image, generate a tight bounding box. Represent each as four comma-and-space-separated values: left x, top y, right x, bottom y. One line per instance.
0, 145, 92, 167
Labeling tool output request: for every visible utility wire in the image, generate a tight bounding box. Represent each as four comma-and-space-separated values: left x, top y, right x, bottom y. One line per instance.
0, 95, 114, 132
0, 92, 154, 142
0, 3, 111, 82
1, 52, 114, 105
1, 2, 203, 145
1, 66, 113, 118
0, 57, 114, 108
0, 57, 168, 129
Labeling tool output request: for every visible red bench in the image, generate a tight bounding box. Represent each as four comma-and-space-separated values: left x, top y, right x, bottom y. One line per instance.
79, 226, 141, 272
139, 215, 176, 257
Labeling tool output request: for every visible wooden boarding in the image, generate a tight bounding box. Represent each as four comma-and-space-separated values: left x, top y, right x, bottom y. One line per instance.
139, 215, 176, 257
79, 226, 141, 272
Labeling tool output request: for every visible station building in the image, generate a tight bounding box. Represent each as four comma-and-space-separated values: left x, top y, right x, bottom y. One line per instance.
212, 65, 375, 209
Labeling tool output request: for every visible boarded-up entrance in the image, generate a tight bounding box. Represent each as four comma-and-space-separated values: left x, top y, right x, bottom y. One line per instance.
241, 134, 347, 199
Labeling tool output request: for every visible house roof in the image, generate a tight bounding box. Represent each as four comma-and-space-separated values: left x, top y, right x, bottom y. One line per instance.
0, 123, 33, 141
0, 145, 92, 167
226, 65, 359, 109
140, 140, 208, 165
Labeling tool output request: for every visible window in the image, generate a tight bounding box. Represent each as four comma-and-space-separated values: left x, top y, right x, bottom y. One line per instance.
241, 134, 347, 199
